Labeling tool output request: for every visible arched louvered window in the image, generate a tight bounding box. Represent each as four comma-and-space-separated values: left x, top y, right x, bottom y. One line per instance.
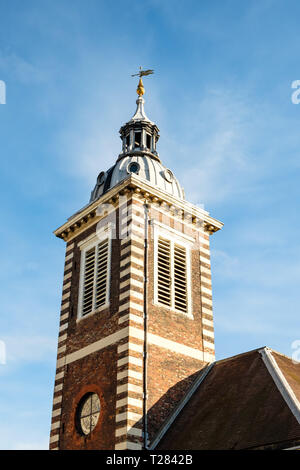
155, 232, 192, 316
78, 230, 111, 318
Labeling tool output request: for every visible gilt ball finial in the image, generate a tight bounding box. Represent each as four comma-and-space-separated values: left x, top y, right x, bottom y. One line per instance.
137, 77, 145, 96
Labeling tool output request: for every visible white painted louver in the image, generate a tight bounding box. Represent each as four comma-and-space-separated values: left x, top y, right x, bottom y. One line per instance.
81, 239, 109, 316
95, 239, 109, 309
157, 237, 172, 307
174, 244, 187, 312
82, 247, 96, 316
157, 236, 188, 314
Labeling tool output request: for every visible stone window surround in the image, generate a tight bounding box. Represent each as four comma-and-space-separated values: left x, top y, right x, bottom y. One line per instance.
77, 224, 112, 321
151, 219, 194, 319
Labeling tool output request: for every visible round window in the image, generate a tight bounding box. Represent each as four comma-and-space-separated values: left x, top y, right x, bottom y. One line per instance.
164, 169, 174, 182
127, 161, 140, 174
77, 393, 101, 436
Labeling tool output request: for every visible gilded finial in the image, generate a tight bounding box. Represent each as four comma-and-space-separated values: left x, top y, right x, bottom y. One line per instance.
137, 78, 145, 96
131, 66, 154, 96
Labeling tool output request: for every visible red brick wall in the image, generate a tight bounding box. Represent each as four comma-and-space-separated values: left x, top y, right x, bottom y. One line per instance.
59, 346, 118, 450
147, 345, 205, 441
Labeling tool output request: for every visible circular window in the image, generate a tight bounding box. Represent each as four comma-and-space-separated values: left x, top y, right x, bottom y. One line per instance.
164, 169, 174, 182
77, 393, 101, 436
127, 161, 140, 175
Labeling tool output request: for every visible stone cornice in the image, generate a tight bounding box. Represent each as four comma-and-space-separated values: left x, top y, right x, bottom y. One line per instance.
53, 175, 224, 241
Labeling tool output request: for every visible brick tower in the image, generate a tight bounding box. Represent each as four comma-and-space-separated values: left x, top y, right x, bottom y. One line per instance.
49, 75, 223, 450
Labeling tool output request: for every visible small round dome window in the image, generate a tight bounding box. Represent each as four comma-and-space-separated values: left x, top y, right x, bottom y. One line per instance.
127, 161, 140, 175
164, 169, 174, 182
77, 393, 101, 436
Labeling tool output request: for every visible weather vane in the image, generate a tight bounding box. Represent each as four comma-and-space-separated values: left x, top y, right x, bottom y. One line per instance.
131, 66, 154, 96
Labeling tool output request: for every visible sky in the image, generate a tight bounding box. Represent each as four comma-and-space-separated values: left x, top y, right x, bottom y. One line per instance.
0, 0, 300, 449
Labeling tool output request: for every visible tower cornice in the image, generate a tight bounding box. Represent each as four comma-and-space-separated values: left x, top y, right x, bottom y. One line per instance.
54, 175, 223, 242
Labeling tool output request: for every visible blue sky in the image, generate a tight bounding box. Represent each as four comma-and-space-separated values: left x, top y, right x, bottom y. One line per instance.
0, 0, 300, 449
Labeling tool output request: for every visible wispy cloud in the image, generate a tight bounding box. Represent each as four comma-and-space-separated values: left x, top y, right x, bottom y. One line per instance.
0, 50, 50, 84
211, 213, 300, 356
2, 335, 56, 365
175, 88, 258, 206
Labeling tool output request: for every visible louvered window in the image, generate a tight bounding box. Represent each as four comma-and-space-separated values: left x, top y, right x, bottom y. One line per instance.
80, 238, 110, 317
157, 238, 171, 307
156, 236, 189, 314
174, 244, 187, 312
82, 247, 96, 316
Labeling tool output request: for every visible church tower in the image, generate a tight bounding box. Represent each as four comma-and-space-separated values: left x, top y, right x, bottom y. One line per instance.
49, 75, 223, 450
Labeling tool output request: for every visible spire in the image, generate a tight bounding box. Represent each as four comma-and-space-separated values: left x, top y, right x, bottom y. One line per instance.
129, 67, 154, 123
130, 95, 152, 123
117, 68, 159, 162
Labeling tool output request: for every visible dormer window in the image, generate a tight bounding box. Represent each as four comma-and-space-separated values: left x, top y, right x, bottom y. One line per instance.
134, 132, 141, 148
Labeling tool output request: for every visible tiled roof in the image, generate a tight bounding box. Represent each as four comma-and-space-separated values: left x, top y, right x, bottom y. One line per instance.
153, 347, 300, 450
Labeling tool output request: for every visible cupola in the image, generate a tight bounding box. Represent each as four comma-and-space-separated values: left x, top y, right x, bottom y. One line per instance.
90, 74, 185, 202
